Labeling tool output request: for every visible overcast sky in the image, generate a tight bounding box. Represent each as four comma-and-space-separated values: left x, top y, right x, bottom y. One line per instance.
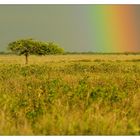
0, 5, 140, 52
0, 5, 92, 52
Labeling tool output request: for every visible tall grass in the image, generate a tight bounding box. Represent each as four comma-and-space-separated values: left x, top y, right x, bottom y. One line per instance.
0, 55, 140, 135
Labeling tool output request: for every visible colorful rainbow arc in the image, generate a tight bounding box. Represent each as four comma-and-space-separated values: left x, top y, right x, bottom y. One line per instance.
88, 5, 139, 52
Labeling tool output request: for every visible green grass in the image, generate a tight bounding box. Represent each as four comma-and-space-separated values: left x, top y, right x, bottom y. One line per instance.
0, 55, 140, 135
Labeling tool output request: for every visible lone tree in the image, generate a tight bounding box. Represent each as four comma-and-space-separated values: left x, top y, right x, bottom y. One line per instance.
8, 39, 64, 64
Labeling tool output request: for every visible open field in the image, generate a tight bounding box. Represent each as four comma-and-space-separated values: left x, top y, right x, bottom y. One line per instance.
0, 54, 140, 135
0, 54, 140, 64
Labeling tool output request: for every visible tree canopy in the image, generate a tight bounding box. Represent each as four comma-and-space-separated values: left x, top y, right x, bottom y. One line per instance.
8, 38, 64, 64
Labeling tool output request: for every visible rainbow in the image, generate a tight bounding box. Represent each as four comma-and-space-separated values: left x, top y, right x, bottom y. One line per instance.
88, 5, 140, 52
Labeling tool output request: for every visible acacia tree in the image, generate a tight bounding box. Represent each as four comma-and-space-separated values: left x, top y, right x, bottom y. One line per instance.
8, 39, 64, 64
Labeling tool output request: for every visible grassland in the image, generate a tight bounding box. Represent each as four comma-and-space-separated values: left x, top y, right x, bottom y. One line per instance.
0, 54, 140, 135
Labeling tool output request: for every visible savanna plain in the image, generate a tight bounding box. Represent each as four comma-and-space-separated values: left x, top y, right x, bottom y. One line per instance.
0, 54, 140, 135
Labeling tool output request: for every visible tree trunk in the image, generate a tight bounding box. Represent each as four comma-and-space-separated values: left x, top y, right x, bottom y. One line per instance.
25, 54, 28, 64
